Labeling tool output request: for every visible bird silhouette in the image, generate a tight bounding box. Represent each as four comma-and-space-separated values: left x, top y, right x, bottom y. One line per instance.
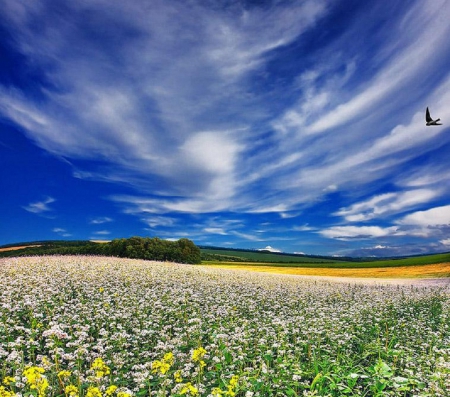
426, 107, 442, 126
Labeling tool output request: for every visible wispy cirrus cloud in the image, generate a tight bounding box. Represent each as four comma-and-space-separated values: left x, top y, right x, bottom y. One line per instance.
23, 197, 55, 214
90, 217, 113, 225
0, 0, 327, 214
319, 225, 398, 240
335, 189, 441, 222
2, 0, 449, 218
142, 216, 177, 228
53, 227, 71, 237
92, 230, 111, 236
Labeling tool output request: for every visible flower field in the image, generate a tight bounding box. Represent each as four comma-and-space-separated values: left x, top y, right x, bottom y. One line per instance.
0, 256, 449, 397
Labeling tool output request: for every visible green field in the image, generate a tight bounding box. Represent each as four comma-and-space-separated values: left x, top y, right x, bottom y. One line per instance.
200, 248, 341, 263
2, 241, 450, 269
200, 248, 450, 268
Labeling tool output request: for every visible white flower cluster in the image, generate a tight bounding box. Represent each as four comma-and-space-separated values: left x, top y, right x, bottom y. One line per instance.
0, 256, 448, 396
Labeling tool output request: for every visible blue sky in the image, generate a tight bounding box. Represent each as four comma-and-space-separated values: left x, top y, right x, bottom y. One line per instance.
1, 0, 450, 256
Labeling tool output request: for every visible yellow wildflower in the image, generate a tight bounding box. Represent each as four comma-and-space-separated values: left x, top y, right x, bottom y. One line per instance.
65, 385, 78, 397
91, 358, 111, 378
225, 375, 239, 396
99, 287, 105, 293
229, 375, 239, 388
151, 360, 162, 374
151, 352, 173, 375
2, 377, 15, 386
105, 386, 118, 396
41, 357, 51, 367
161, 363, 170, 374
191, 347, 206, 362
116, 391, 132, 397
86, 386, 102, 397
23, 366, 45, 379
163, 352, 174, 365
58, 370, 72, 379
174, 371, 183, 383
180, 382, 198, 396
211, 387, 224, 397
0, 386, 15, 397
23, 367, 48, 397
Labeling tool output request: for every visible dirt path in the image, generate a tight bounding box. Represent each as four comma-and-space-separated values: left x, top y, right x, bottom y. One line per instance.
280, 274, 450, 288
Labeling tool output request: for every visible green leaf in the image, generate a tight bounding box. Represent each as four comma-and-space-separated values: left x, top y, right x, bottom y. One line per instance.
310, 372, 322, 391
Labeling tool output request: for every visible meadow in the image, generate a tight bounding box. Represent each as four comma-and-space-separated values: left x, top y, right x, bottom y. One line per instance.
200, 249, 450, 268
1, 256, 449, 397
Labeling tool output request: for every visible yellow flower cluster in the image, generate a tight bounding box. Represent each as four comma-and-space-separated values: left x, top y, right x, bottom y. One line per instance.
41, 357, 51, 368
91, 358, 111, 378
2, 378, 15, 387
23, 366, 49, 397
64, 377, 118, 397
191, 347, 206, 369
116, 391, 132, 397
211, 375, 239, 397
105, 385, 118, 396
65, 384, 78, 397
151, 352, 174, 375
191, 347, 206, 362
58, 370, 72, 379
174, 370, 183, 383
179, 382, 198, 396
0, 386, 15, 397
86, 386, 102, 397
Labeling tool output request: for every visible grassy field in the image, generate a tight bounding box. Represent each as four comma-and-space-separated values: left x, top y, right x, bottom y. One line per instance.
200, 248, 341, 263
0, 255, 449, 397
202, 249, 450, 269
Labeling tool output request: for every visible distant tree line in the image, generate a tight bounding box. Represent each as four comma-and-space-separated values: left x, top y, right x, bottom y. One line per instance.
0, 237, 201, 264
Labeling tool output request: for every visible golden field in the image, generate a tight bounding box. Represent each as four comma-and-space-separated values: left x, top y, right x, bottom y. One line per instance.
201, 262, 450, 278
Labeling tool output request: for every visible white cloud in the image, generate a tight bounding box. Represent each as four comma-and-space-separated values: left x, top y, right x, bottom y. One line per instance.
276, 0, 450, 136
320, 225, 398, 240
230, 231, 263, 242
336, 189, 441, 222
258, 246, 281, 253
207, 0, 327, 79
23, 197, 55, 214
0, 0, 330, 215
204, 228, 228, 235
90, 217, 113, 224
53, 227, 71, 237
398, 205, 450, 226
93, 230, 111, 235
292, 224, 315, 232
2, 0, 450, 227
143, 216, 177, 228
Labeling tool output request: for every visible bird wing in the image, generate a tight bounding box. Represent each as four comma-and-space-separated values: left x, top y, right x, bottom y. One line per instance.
426, 107, 432, 122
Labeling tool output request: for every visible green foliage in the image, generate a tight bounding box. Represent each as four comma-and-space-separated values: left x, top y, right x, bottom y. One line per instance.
108, 236, 201, 264
200, 248, 341, 263
0, 237, 201, 264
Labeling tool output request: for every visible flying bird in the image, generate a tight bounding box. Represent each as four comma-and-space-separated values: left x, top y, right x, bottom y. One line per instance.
426, 107, 442, 126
